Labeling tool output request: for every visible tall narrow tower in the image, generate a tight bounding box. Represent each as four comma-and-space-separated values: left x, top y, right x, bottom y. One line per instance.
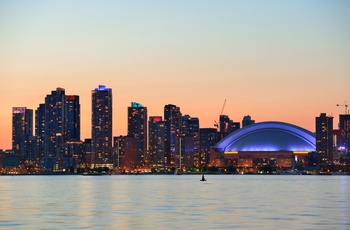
316, 113, 333, 164
12, 107, 33, 156
44, 87, 66, 157
66, 95, 80, 141
128, 102, 148, 166
164, 104, 182, 167
92, 85, 112, 167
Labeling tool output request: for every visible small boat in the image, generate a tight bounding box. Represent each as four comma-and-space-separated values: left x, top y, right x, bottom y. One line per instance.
200, 174, 206, 181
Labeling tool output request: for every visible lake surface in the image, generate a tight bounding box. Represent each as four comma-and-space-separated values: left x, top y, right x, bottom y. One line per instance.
0, 175, 349, 229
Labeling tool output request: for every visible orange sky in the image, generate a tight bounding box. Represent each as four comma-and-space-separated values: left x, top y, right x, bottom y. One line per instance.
1, 1, 349, 150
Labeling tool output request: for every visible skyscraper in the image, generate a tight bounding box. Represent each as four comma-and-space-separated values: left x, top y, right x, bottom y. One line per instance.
65, 95, 80, 141
12, 107, 33, 156
219, 115, 240, 140
44, 87, 66, 158
181, 115, 199, 169
316, 113, 333, 164
91, 85, 112, 167
148, 116, 165, 167
164, 104, 182, 167
200, 128, 218, 167
127, 102, 147, 166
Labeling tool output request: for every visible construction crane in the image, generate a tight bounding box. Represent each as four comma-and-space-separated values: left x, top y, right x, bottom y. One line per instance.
214, 99, 226, 129
337, 101, 349, 115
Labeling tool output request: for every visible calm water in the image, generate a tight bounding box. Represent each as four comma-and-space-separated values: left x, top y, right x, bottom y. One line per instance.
0, 175, 349, 229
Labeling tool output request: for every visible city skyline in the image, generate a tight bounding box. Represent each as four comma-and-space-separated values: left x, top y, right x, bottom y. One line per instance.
1, 0, 350, 150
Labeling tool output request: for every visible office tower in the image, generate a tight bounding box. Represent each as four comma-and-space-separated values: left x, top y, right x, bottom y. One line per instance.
148, 116, 165, 167
65, 95, 80, 141
316, 113, 333, 164
181, 115, 199, 169
200, 128, 218, 167
339, 114, 350, 153
242, 115, 255, 127
35, 104, 45, 162
91, 85, 112, 167
44, 87, 66, 157
114, 136, 137, 171
12, 107, 33, 156
127, 102, 147, 166
164, 104, 182, 167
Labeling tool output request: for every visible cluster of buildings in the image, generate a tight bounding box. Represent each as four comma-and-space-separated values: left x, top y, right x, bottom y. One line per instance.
1, 85, 349, 175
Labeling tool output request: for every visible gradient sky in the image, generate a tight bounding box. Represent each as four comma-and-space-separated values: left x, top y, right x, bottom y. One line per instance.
1, 0, 349, 150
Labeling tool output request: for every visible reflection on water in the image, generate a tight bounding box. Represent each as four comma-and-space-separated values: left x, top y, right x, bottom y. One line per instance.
0, 175, 349, 229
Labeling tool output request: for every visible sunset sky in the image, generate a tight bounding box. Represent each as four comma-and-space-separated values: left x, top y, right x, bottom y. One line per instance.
1, 0, 349, 150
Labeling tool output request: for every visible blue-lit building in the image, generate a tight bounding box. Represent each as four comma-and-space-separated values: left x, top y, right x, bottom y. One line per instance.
211, 121, 316, 171
128, 102, 147, 167
91, 85, 113, 168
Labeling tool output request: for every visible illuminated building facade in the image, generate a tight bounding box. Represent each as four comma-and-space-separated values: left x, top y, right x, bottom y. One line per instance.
127, 102, 147, 166
114, 135, 137, 171
181, 115, 199, 168
212, 121, 316, 172
12, 107, 33, 157
65, 95, 80, 141
199, 128, 218, 167
44, 88, 66, 158
148, 116, 165, 167
164, 104, 182, 167
316, 113, 333, 164
91, 85, 112, 167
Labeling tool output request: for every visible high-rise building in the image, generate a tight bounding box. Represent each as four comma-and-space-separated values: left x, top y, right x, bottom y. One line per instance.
44, 87, 66, 158
200, 128, 218, 167
316, 113, 333, 164
12, 107, 33, 156
91, 85, 113, 167
219, 115, 240, 140
181, 115, 199, 169
65, 95, 80, 141
114, 135, 137, 171
164, 104, 182, 167
127, 102, 147, 167
339, 114, 350, 153
148, 116, 165, 167
242, 115, 255, 127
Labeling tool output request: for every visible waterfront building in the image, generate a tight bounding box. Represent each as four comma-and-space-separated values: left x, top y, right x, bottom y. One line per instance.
181, 115, 199, 169
44, 88, 66, 160
242, 115, 255, 127
316, 113, 334, 164
91, 85, 113, 168
199, 128, 218, 167
65, 95, 80, 141
12, 107, 33, 161
148, 116, 165, 167
114, 136, 137, 172
339, 114, 350, 153
127, 102, 147, 167
82, 138, 92, 168
164, 104, 182, 167
212, 121, 316, 173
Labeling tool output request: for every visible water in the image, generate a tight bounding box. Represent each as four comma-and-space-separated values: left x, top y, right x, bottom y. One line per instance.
0, 175, 349, 229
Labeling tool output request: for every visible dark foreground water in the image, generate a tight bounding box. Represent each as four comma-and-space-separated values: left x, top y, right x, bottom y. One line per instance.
0, 175, 349, 229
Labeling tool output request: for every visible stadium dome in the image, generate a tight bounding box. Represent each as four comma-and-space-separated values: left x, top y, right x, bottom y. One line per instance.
214, 121, 316, 152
